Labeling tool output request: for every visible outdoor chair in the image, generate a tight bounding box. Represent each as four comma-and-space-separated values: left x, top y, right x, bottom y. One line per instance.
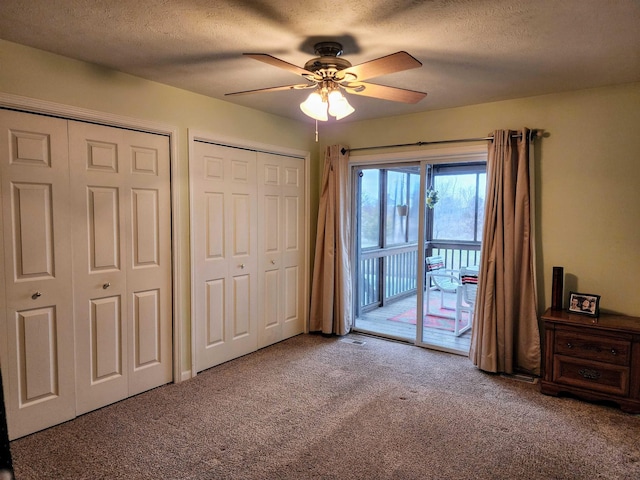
454, 267, 478, 336
424, 255, 460, 318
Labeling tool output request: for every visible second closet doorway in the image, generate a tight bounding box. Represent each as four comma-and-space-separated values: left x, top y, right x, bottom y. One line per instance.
190, 136, 308, 373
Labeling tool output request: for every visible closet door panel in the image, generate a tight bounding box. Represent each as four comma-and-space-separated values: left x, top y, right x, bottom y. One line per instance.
257, 153, 305, 347
17, 307, 59, 400
263, 269, 280, 330
284, 266, 300, 323
192, 142, 257, 372
11, 183, 54, 277
202, 190, 226, 350
231, 193, 252, 257
132, 287, 165, 394
125, 130, 172, 396
232, 274, 251, 338
0, 110, 75, 439
280, 159, 304, 338
91, 296, 123, 380
131, 189, 159, 266
205, 279, 225, 346
257, 156, 281, 347
264, 195, 280, 253
133, 289, 160, 365
70, 124, 129, 414
69, 122, 172, 413
88, 186, 121, 271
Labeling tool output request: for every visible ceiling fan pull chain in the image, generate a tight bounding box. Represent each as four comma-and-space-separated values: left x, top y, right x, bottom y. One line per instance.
315, 119, 319, 142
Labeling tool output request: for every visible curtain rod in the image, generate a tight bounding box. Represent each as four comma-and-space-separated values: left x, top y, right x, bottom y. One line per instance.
340, 129, 543, 155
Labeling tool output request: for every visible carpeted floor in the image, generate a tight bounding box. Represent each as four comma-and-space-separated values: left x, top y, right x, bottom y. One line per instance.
9, 333, 640, 479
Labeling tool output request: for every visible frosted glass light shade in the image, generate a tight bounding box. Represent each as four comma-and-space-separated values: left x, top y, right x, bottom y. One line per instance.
300, 92, 328, 121
328, 90, 355, 120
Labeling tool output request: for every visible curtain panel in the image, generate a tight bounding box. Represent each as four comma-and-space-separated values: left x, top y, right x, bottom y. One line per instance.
469, 129, 541, 375
309, 145, 353, 335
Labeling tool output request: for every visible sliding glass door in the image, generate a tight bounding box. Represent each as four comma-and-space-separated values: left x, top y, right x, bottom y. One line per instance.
417, 163, 486, 352
354, 164, 421, 341
352, 159, 486, 355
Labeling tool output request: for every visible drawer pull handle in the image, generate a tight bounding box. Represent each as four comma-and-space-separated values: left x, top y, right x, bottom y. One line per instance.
103, 282, 111, 289
566, 342, 573, 349
611, 348, 617, 356
32, 291, 42, 300
578, 368, 601, 380
240, 264, 245, 269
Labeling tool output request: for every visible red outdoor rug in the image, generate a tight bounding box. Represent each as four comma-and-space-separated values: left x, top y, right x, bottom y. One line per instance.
388, 305, 471, 332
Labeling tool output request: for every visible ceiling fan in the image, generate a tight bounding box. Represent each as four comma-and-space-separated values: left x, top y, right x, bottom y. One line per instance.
225, 41, 427, 121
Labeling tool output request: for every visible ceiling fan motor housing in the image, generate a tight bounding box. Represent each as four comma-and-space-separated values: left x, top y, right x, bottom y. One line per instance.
304, 42, 353, 77
313, 41, 344, 57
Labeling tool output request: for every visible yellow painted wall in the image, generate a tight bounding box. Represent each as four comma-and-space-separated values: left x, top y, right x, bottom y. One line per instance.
322, 82, 640, 316
1, 38, 639, 377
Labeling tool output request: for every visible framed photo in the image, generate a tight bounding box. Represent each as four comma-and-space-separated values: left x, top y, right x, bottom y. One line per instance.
568, 291, 600, 317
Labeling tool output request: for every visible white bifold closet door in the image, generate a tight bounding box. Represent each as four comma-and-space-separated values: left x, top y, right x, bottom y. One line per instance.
0, 111, 76, 439
69, 121, 172, 415
191, 141, 305, 373
0, 109, 172, 439
192, 142, 258, 371
256, 152, 305, 348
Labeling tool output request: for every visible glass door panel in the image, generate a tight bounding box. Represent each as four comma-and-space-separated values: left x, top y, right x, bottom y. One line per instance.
352, 161, 484, 355
418, 164, 485, 354
353, 165, 420, 342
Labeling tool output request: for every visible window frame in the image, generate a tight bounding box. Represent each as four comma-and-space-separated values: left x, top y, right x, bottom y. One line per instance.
428, 162, 487, 244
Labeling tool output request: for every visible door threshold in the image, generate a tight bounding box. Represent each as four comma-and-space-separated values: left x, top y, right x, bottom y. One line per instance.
352, 328, 469, 357
351, 328, 414, 345
416, 342, 469, 357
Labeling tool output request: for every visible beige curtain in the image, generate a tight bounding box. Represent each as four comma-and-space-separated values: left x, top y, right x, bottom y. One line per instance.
309, 145, 353, 335
469, 129, 541, 375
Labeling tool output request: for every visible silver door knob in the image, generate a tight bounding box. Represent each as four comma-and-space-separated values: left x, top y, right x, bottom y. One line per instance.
103, 282, 111, 289
271, 260, 276, 265
32, 291, 42, 300
240, 264, 245, 269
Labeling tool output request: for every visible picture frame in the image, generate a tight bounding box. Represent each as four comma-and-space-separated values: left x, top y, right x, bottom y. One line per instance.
568, 291, 600, 317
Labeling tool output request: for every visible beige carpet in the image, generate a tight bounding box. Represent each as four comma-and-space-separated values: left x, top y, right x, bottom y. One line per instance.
10, 333, 640, 479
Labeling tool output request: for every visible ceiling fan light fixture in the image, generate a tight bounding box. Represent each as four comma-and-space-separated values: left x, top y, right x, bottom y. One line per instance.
300, 91, 328, 121
327, 90, 355, 120
300, 86, 354, 121
230, 44, 427, 122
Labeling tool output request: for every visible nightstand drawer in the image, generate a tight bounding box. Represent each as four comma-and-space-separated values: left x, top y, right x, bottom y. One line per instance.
554, 330, 630, 366
553, 355, 629, 396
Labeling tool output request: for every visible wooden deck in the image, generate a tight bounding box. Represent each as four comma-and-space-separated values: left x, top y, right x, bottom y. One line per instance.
354, 291, 472, 355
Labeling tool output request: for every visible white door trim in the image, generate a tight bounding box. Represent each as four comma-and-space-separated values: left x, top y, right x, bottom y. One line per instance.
188, 129, 311, 378
0, 92, 185, 383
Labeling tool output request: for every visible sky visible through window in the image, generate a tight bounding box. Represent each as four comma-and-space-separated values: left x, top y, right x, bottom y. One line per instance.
359, 167, 486, 248
433, 172, 486, 242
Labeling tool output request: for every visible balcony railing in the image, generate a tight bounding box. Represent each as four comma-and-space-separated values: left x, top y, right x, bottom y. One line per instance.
358, 241, 481, 311
428, 242, 482, 271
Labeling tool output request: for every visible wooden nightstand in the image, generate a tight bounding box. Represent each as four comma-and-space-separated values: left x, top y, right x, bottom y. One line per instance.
540, 308, 640, 413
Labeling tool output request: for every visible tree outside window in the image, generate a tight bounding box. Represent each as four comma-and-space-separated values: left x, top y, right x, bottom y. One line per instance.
432, 167, 486, 242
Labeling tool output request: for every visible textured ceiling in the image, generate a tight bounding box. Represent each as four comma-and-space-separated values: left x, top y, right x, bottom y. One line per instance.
1, 0, 639, 123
